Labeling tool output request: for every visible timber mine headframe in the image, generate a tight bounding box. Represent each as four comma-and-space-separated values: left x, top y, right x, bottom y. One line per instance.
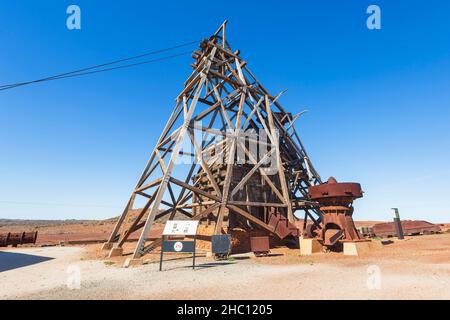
102, 20, 325, 259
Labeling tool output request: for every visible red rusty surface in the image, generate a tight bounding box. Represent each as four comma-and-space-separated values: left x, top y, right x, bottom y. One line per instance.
307, 177, 365, 246
373, 220, 441, 238
0, 233, 9, 247
267, 209, 300, 240
324, 229, 344, 246
250, 236, 270, 255
318, 206, 364, 244
23, 231, 38, 244
0, 231, 38, 247
308, 177, 363, 206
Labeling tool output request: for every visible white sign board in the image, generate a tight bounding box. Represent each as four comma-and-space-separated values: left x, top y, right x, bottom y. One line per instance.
163, 220, 199, 236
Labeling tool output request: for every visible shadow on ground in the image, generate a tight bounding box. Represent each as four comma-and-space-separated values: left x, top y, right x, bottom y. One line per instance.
0, 251, 53, 272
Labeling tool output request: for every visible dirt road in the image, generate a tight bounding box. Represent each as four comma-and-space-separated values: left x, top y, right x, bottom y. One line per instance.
1, 233, 449, 300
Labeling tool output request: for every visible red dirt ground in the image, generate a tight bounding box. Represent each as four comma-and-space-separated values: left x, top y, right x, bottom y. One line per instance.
1, 215, 447, 253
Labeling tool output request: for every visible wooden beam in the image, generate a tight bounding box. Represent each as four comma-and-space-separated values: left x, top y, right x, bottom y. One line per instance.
188, 130, 223, 198
214, 88, 246, 235
105, 193, 136, 245
227, 204, 275, 233
228, 201, 287, 207
230, 145, 275, 197
169, 177, 221, 202
265, 95, 294, 223
132, 47, 218, 258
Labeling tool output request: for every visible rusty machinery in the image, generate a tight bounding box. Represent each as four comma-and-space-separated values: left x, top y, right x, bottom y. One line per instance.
0, 231, 38, 247
102, 21, 365, 262
306, 177, 365, 248
372, 220, 441, 238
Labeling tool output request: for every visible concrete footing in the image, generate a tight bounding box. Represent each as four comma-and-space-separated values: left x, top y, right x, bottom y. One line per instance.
123, 258, 143, 268
101, 242, 114, 251
343, 241, 372, 256
300, 238, 323, 255
344, 240, 384, 256
108, 247, 123, 258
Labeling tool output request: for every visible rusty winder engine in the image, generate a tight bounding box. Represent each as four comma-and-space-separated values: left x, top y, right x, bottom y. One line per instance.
307, 177, 365, 248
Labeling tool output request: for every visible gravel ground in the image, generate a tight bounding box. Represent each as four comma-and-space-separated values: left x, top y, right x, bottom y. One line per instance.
1, 239, 449, 300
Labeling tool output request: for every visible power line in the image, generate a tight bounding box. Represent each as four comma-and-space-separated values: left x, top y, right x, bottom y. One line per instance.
0, 51, 192, 91
0, 40, 198, 88
0, 40, 200, 92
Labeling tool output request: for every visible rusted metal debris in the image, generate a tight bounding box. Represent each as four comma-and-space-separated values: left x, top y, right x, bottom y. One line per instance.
250, 236, 270, 256
357, 226, 376, 238
372, 220, 441, 238
0, 231, 38, 247
307, 177, 365, 247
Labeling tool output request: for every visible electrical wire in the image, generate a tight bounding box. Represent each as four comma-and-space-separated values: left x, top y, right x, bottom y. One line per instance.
0, 40, 199, 91
0, 51, 192, 91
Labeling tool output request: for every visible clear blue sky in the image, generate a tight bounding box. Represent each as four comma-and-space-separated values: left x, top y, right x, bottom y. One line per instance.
0, 1, 449, 222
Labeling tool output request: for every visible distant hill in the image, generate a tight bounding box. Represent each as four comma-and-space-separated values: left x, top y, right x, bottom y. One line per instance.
0, 218, 99, 227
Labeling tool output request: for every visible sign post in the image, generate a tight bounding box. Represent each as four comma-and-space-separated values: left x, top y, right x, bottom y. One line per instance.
159, 220, 199, 271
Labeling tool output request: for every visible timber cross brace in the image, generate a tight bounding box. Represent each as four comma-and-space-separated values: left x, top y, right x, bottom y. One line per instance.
102, 21, 325, 260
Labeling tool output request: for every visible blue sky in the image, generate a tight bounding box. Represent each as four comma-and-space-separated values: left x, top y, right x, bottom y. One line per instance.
0, 1, 449, 222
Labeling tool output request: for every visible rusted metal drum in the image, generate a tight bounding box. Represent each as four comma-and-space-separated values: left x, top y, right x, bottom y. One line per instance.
0, 231, 38, 247
8, 232, 25, 246
0, 232, 10, 247
22, 231, 38, 244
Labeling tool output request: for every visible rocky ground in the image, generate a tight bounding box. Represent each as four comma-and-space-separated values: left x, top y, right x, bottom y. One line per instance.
0, 233, 449, 300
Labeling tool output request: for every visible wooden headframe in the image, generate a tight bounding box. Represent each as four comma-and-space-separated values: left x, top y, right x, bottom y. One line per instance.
103, 21, 322, 259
